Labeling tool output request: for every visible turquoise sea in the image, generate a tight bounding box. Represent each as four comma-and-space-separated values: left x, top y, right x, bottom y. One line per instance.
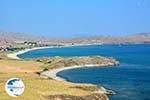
18, 44, 150, 100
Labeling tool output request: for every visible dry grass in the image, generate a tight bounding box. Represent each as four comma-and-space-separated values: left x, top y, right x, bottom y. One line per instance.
0, 73, 94, 100
0, 59, 43, 73
0, 59, 99, 100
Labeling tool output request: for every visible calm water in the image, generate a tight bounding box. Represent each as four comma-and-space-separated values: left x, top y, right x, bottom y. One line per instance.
19, 44, 150, 100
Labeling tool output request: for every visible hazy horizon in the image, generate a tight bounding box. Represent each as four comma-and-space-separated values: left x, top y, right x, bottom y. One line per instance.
0, 0, 150, 38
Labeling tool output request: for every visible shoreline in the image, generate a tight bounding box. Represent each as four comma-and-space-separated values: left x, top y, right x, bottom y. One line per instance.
6, 46, 52, 59
41, 63, 116, 96
6, 44, 116, 100
41, 63, 117, 82
6, 43, 103, 59
41, 64, 105, 81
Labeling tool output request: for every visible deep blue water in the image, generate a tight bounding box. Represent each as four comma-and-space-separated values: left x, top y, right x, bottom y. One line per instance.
18, 44, 150, 100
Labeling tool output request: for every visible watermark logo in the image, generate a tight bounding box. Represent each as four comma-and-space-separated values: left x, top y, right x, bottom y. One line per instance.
5, 77, 25, 97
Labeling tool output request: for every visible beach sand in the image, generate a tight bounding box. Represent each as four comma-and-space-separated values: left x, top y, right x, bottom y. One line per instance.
5, 44, 114, 100
41, 64, 111, 81
7, 46, 52, 59
40, 64, 112, 95
6, 43, 103, 60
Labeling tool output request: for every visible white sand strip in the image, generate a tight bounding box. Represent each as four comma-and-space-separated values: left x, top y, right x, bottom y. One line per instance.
7, 46, 53, 59
6, 43, 103, 60
41, 64, 109, 81
41, 64, 116, 96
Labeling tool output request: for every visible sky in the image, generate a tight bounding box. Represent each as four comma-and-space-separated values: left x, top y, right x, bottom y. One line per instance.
0, 0, 150, 37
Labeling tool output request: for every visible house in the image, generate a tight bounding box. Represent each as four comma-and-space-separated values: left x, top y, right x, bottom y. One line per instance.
24, 41, 37, 46
0, 46, 9, 51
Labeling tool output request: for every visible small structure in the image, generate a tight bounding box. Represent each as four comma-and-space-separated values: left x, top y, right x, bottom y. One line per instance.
0, 46, 9, 51
24, 41, 37, 46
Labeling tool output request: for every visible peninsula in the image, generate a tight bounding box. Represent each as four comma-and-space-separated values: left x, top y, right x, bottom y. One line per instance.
0, 45, 119, 100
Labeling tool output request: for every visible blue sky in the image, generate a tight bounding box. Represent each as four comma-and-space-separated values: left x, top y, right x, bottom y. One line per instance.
0, 0, 150, 37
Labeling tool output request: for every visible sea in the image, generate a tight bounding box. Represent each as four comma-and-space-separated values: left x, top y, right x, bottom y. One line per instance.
18, 44, 150, 100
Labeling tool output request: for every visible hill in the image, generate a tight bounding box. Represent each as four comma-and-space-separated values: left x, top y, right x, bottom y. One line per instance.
56, 33, 150, 44
1, 31, 150, 47
0, 31, 47, 47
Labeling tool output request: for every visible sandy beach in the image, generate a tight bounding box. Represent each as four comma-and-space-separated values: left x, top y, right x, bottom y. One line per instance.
41, 64, 113, 81
7, 46, 54, 59
40, 64, 114, 95
6, 43, 115, 82
7, 45, 117, 82
6, 43, 103, 60
5, 44, 116, 100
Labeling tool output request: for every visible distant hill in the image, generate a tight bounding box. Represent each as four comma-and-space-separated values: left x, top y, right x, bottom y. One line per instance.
56, 33, 150, 44
124, 33, 150, 43
0, 31, 150, 47
0, 31, 47, 47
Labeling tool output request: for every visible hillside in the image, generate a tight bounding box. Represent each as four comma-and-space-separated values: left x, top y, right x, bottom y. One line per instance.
56, 33, 150, 44
0, 31, 150, 47
0, 31, 47, 47
0, 58, 108, 100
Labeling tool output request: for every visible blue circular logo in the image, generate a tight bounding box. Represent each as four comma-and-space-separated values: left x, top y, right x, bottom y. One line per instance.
5, 78, 25, 97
